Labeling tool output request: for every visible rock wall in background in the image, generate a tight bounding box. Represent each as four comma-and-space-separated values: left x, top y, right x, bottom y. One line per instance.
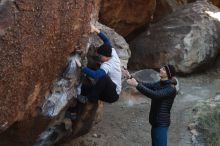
99, 0, 156, 37
99, 0, 220, 38
189, 0, 220, 8
129, 1, 220, 74
99, 0, 192, 38
153, 0, 188, 22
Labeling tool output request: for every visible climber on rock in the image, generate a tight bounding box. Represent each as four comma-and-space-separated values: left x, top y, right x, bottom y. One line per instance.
75, 24, 122, 104
125, 65, 177, 146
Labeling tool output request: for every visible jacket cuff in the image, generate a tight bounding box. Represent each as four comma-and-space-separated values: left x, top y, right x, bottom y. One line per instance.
136, 83, 142, 90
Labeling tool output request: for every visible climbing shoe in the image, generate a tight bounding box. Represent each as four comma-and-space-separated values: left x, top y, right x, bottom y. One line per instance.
64, 111, 78, 121
76, 95, 88, 104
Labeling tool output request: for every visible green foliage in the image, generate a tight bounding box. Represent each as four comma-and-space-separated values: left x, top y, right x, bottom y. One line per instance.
196, 104, 220, 146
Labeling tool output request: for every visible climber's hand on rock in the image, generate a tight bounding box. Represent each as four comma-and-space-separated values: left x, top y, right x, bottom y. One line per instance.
122, 67, 132, 79
91, 24, 100, 33
127, 78, 138, 87
75, 59, 82, 68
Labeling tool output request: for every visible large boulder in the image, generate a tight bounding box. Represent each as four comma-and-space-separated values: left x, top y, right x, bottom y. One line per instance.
129, 1, 220, 74
0, 0, 101, 145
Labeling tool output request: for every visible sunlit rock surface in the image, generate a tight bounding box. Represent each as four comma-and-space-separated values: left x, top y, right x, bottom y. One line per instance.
189, 0, 220, 8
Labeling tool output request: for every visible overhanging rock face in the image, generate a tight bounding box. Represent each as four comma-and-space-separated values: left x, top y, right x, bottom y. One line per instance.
0, 0, 100, 145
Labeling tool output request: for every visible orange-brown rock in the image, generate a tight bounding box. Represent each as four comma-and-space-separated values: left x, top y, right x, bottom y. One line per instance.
99, 0, 193, 37
99, 0, 156, 37
0, 0, 100, 145
207, 0, 220, 8
99, 0, 220, 38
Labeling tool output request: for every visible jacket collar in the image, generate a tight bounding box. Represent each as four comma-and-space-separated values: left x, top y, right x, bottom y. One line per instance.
160, 78, 177, 86
160, 80, 171, 85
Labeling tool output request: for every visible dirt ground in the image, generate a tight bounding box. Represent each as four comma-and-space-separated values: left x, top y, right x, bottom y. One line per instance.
61, 66, 220, 146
